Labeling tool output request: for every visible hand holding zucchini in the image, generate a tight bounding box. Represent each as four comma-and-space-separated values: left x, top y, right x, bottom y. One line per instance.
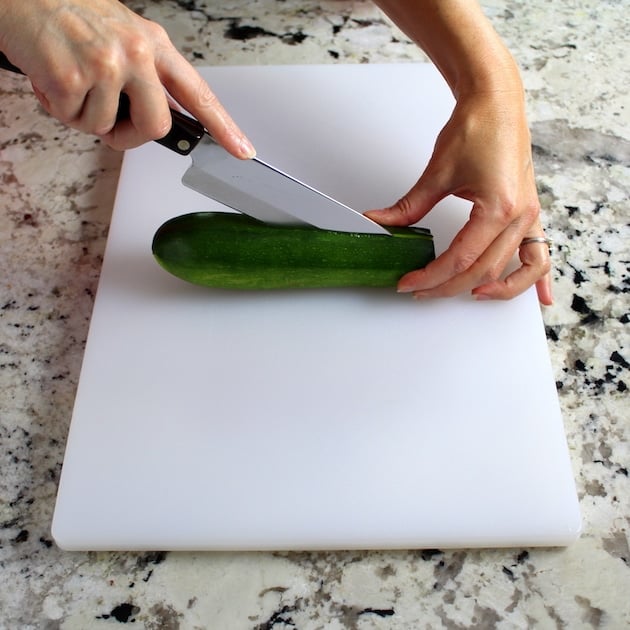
152, 212, 435, 290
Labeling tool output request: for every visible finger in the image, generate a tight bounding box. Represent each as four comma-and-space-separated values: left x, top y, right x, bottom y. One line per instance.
472, 235, 553, 303
405, 215, 526, 298
471, 258, 551, 303
364, 167, 445, 227
31, 51, 112, 126
124, 76, 172, 138
397, 201, 517, 294
535, 273, 554, 306
31, 78, 85, 125
157, 50, 255, 159
101, 78, 172, 150
72, 83, 122, 136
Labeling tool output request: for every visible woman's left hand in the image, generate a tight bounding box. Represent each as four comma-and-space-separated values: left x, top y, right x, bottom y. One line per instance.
365, 88, 553, 304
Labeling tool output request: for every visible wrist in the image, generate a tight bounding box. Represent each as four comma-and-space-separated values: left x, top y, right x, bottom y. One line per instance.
451, 51, 524, 101
373, 1, 525, 101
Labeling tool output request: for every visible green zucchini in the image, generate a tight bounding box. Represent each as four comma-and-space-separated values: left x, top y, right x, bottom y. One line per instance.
152, 212, 434, 290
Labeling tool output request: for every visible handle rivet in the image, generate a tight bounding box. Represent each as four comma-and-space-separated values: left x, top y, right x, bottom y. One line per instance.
177, 139, 191, 152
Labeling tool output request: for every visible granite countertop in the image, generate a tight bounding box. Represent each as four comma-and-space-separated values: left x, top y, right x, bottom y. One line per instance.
1, 1, 628, 628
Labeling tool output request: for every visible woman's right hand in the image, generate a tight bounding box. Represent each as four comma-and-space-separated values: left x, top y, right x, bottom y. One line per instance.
0, 0, 255, 158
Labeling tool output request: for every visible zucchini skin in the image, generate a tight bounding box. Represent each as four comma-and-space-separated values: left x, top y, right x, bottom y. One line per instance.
152, 212, 435, 290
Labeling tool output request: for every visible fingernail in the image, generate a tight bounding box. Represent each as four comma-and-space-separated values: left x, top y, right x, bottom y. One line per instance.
397, 278, 419, 294
473, 293, 492, 301
239, 136, 256, 159
412, 291, 430, 299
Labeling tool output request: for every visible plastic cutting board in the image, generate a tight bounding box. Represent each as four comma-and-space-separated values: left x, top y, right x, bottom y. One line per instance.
51, 64, 581, 550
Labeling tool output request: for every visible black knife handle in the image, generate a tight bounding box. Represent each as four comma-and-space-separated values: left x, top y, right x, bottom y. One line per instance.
0, 51, 203, 156
0, 51, 22, 74
116, 93, 204, 155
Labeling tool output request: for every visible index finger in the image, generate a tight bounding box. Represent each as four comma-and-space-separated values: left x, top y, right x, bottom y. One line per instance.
157, 50, 255, 159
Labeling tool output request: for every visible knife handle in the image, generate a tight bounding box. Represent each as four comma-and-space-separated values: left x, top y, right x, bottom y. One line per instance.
0, 51, 22, 74
0, 51, 203, 156
116, 93, 203, 155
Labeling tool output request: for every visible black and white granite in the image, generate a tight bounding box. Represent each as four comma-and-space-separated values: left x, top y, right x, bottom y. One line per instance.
1, 1, 628, 627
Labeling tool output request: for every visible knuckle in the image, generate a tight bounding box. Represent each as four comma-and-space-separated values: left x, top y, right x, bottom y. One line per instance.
89, 48, 122, 83
126, 104, 171, 141
124, 32, 154, 66
196, 80, 221, 111
496, 196, 520, 224
479, 265, 503, 285
51, 69, 83, 101
148, 115, 173, 140
44, 72, 84, 122
144, 20, 170, 43
521, 199, 541, 226
489, 195, 541, 228
452, 251, 479, 276
62, 69, 85, 97
394, 195, 416, 222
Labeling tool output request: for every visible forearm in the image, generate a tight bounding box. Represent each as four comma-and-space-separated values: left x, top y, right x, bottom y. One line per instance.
373, 0, 523, 97
368, 1, 550, 303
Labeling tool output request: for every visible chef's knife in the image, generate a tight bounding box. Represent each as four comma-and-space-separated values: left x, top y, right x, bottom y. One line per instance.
0, 52, 390, 235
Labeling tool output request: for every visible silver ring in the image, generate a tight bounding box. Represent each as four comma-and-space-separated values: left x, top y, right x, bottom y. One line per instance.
520, 236, 553, 247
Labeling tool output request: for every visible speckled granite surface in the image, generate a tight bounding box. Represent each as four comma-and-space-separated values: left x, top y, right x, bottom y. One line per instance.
1, 1, 628, 628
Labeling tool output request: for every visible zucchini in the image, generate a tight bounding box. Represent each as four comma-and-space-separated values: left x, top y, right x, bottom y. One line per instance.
152, 212, 434, 290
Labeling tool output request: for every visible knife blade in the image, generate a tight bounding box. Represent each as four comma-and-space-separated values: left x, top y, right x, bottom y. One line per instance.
181, 135, 390, 234
0, 51, 390, 235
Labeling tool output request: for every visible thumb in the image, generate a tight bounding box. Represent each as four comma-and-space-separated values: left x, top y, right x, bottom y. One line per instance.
364, 167, 446, 227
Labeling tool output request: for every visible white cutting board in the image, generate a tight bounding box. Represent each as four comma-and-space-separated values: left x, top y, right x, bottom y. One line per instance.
51, 64, 580, 550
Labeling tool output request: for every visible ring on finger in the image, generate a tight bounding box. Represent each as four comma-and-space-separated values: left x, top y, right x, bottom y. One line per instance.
520, 236, 553, 250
